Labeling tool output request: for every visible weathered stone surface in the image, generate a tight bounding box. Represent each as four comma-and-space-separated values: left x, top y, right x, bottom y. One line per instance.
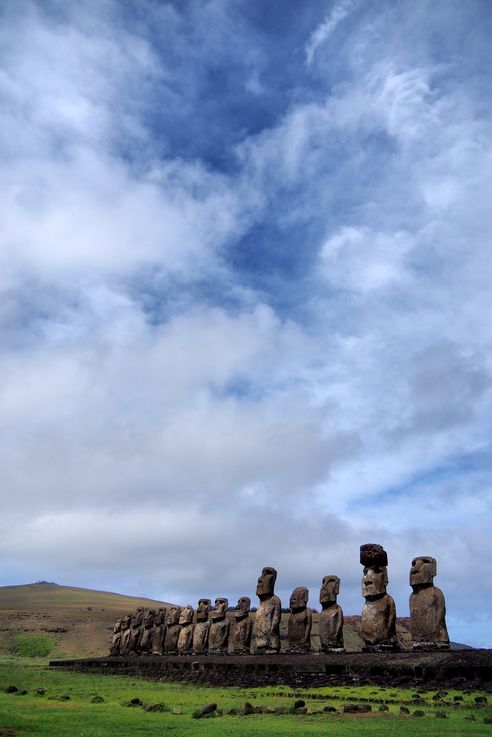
361, 544, 399, 651
208, 598, 229, 654
110, 618, 123, 656
164, 605, 181, 653
319, 575, 344, 652
151, 608, 167, 655
128, 607, 144, 654
192, 599, 211, 654
177, 605, 195, 654
120, 613, 132, 655
230, 597, 252, 654
139, 609, 155, 654
410, 556, 449, 650
287, 587, 312, 652
255, 567, 281, 654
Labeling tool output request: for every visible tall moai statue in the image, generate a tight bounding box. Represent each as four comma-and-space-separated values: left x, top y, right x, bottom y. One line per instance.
120, 613, 133, 655
164, 605, 181, 653
177, 605, 195, 654
410, 556, 449, 650
287, 586, 312, 652
230, 596, 253, 654
151, 607, 167, 655
128, 608, 144, 654
255, 566, 281, 654
208, 598, 230, 654
110, 618, 123, 656
192, 598, 212, 654
319, 575, 344, 651
360, 544, 399, 651
139, 609, 156, 655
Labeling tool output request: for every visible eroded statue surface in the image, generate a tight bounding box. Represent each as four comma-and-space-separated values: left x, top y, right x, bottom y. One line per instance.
287, 586, 312, 652
255, 566, 281, 654
151, 607, 167, 655
410, 556, 449, 651
177, 605, 195, 654
230, 596, 252, 654
128, 607, 144, 654
139, 609, 155, 654
192, 598, 211, 654
360, 544, 399, 652
110, 618, 123, 656
164, 605, 181, 653
319, 575, 344, 651
208, 598, 230, 654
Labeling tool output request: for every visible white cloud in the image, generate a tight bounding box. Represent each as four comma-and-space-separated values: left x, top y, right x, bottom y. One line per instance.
305, 0, 359, 65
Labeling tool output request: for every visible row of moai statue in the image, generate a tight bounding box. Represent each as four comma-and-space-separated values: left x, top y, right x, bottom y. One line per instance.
110, 546, 449, 656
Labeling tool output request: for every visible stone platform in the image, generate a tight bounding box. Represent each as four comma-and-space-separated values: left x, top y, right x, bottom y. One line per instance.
50, 650, 492, 690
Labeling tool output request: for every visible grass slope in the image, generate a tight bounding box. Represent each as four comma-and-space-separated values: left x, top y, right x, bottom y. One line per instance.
0, 583, 172, 659
1, 657, 491, 737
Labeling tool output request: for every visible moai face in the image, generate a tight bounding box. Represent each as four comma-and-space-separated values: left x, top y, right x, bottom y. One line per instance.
290, 586, 309, 610
362, 565, 388, 597
211, 597, 228, 620
143, 609, 155, 627
196, 598, 211, 622
256, 566, 277, 598
320, 575, 340, 605
179, 605, 194, 625
167, 605, 181, 626
122, 614, 132, 629
155, 607, 166, 625
234, 596, 251, 618
410, 556, 437, 587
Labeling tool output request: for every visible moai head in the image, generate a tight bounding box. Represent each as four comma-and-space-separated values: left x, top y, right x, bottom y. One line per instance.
167, 605, 181, 626
179, 605, 194, 625
320, 575, 340, 606
113, 618, 122, 632
196, 598, 212, 622
143, 609, 155, 627
234, 596, 251, 619
133, 607, 144, 625
211, 597, 228, 620
155, 607, 166, 625
410, 556, 437, 588
361, 543, 389, 598
290, 586, 309, 611
122, 613, 132, 629
256, 566, 277, 600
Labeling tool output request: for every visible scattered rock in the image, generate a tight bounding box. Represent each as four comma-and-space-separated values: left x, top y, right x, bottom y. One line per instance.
343, 704, 371, 713
243, 702, 254, 715
91, 696, 104, 703
413, 710, 425, 717
274, 706, 287, 714
378, 704, 389, 712
200, 703, 218, 716
432, 691, 448, 700
323, 706, 337, 713
19, 689, 28, 695
453, 695, 463, 702
35, 688, 45, 696
126, 697, 143, 707
400, 706, 410, 715
484, 717, 492, 725
144, 703, 167, 712
227, 708, 238, 715
58, 694, 70, 701
475, 696, 488, 705
435, 710, 447, 719
171, 708, 182, 715
293, 699, 305, 709
5, 686, 18, 694
465, 714, 476, 721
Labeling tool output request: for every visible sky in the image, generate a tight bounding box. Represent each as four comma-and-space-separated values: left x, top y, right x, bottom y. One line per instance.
1, 0, 492, 647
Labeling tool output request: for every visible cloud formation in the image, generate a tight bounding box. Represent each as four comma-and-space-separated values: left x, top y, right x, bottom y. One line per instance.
1, 0, 491, 646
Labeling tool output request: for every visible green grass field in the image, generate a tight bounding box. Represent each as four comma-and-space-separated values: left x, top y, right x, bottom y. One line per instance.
1, 657, 491, 737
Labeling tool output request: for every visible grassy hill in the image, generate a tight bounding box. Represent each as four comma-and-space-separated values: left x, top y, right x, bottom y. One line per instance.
0, 583, 172, 659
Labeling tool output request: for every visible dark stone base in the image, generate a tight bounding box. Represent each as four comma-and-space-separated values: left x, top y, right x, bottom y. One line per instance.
50, 650, 492, 690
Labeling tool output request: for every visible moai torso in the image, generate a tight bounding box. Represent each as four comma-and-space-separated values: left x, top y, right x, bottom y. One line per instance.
287, 587, 312, 652
360, 544, 399, 651
409, 557, 449, 650
128, 608, 144, 654
230, 597, 252, 654
151, 608, 167, 655
319, 575, 344, 651
139, 610, 155, 654
208, 598, 230, 654
255, 567, 281, 653
164, 606, 181, 653
177, 605, 195, 654
120, 614, 132, 655
192, 599, 211, 654
110, 619, 123, 656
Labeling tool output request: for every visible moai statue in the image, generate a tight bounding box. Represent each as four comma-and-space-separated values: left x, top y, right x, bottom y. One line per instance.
177, 605, 195, 654
410, 556, 449, 650
164, 605, 181, 653
208, 598, 230, 654
139, 609, 155, 655
360, 544, 399, 651
192, 598, 212, 654
151, 607, 167, 655
110, 618, 123, 656
287, 586, 312, 652
120, 613, 133, 655
319, 575, 344, 652
230, 597, 253, 654
128, 608, 144, 655
255, 566, 281, 654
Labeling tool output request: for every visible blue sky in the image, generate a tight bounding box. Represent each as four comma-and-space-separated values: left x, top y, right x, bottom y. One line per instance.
1, 0, 492, 646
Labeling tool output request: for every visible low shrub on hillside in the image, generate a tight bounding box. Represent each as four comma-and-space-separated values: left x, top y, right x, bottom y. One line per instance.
11, 634, 54, 657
